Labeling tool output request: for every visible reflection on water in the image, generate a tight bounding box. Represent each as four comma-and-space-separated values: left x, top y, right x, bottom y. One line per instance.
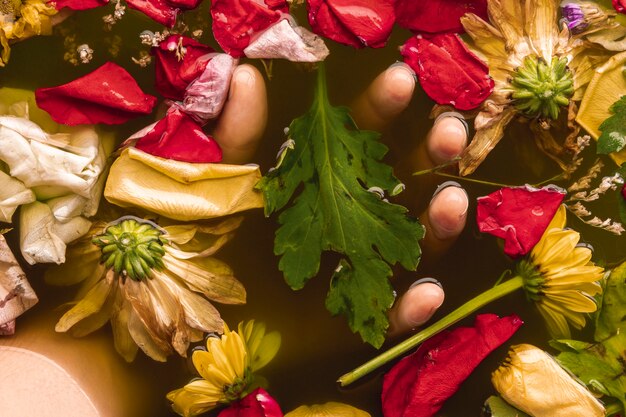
0, 4, 624, 417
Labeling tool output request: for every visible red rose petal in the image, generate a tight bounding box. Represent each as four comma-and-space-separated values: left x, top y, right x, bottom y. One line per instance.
307, 0, 395, 48
613, 0, 626, 13
401, 34, 494, 111
134, 107, 222, 163
211, 0, 287, 57
35, 62, 157, 126
153, 35, 214, 101
622, 183, 626, 200
396, 0, 487, 34
126, 0, 178, 27
51, 0, 108, 10
476, 185, 566, 258
166, 0, 200, 10
382, 314, 523, 417
218, 388, 283, 417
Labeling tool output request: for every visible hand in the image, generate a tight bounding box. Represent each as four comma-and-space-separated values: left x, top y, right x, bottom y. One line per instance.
351, 63, 469, 336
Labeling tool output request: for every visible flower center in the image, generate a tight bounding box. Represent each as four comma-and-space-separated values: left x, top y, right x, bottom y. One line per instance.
515, 259, 545, 302
223, 372, 254, 403
511, 56, 574, 120
92, 216, 167, 281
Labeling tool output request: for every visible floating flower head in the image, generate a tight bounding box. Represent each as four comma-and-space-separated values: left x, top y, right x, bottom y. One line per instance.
285, 402, 370, 417
46, 215, 247, 362
0, 0, 58, 66
457, 0, 619, 175
515, 205, 603, 338
167, 320, 281, 417
492, 344, 605, 417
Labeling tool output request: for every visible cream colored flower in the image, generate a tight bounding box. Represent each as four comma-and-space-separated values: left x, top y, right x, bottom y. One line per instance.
285, 403, 371, 417
458, 0, 621, 175
492, 344, 605, 417
46, 216, 247, 362
167, 320, 280, 417
517, 205, 604, 338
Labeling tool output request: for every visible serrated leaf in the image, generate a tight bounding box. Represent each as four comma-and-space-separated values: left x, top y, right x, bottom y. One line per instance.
257, 67, 424, 347
553, 262, 626, 413
598, 96, 626, 154
483, 396, 531, 417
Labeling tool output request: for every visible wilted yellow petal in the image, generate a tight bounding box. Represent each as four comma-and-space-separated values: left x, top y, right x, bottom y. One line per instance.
525, 0, 557, 62
492, 344, 605, 417
104, 148, 264, 221
285, 403, 371, 417
127, 308, 170, 362
55, 278, 112, 332
460, 107, 517, 176
111, 297, 138, 363
577, 50, 626, 165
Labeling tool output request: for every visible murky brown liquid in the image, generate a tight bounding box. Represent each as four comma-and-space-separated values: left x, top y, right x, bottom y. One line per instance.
1, 4, 624, 416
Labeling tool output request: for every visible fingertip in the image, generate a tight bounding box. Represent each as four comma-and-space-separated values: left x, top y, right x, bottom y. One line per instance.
388, 279, 445, 335
381, 63, 416, 109
427, 183, 469, 241
427, 116, 468, 165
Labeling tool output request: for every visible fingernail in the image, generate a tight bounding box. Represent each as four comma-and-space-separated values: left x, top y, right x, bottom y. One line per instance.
229, 67, 255, 99
409, 277, 442, 290
429, 182, 469, 239
434, 111, 470, 138
430, 181, 462, 204
388, 61, 417, 83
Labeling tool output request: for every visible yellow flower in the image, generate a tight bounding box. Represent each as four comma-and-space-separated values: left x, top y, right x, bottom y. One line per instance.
285, 403, 371, 417
492, 344, 605, 417
45, 215, 247, 362
458, 0, 618, 175
167, 320, 281, 417
518, 205, 604, 338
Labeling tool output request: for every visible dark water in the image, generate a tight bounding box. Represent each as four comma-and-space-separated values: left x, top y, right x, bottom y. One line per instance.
1, 3, 624, 417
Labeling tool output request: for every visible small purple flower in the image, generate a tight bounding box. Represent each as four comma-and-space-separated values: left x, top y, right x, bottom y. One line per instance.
562, 3, 589, 33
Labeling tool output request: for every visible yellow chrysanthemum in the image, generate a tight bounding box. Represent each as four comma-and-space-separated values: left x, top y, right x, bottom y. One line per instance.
518, 205, 604, 338
285, 402, 371, 417
45, 215, 247, 362
457, 0, 620, 175
167, 320, 281, 417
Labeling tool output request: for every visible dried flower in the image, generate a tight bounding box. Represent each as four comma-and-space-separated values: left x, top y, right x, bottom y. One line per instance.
46, 216, 247, 362
492, 344, 605, 417
167, 321, 280, 416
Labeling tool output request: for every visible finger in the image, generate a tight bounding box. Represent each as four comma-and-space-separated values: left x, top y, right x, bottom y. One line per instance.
213, 64, 268, 164
388, 278, 444, 336
419, 181, 468, 263
396, 113, 469, 180
351, 63, 416, 132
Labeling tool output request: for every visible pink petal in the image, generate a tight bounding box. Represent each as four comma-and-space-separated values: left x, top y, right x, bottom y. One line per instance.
395, 0, 488, 34
153, 35, 214, 101
182, 53, 237, 122
126, 0, 178, 27
476, 185, 566, 258
51, 0, 108, 10
35, 62, 157, 126
211, 0, 288, 57
622, 183, 626, 200
382, 314, 523, 417
218, 388, 283, 417
166, 0, 200, 9
134, 107, 222, 163
307, 0, 395, 48
613, 0, 626, 13
401, 34, 494, 111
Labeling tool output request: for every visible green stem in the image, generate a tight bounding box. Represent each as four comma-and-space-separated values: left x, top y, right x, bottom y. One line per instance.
605, 401, 623, 416
337, 276, 525, 386
315, 62, 328, 107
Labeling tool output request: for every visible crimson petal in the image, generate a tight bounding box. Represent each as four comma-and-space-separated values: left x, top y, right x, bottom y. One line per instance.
153, 35, 214, 101
51, 0, 108, 10
133, 107, 222, 163
382, 314, 523, 417
211, 0, 287, 57
476, 185, 566, 258
126, 0, 178, 27
307, 0, 395, 48
613, 0, 626, 13
35, 62, 156, 126
395, 0, 487, 34
218, 388, 283, 417
401, 34, 493, 111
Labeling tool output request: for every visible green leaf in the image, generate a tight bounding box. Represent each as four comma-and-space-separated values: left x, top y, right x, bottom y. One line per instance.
598, 96, 626, 154
483, 396, 530, 417
257, 66, 424, 347
553, 263, 626, 413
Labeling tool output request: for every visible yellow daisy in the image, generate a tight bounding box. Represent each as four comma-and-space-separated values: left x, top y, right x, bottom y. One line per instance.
458, 0, 618, 175
517, 205, 604, 338
167, 320, 281, 417
46, 215, 247, 362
